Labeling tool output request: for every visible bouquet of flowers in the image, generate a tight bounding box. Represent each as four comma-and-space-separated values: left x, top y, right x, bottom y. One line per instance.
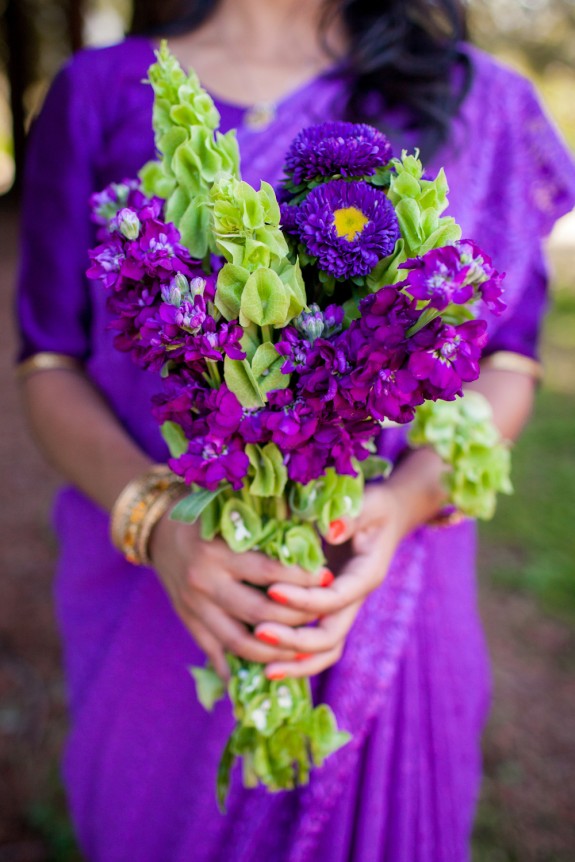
88, 44, 511, 809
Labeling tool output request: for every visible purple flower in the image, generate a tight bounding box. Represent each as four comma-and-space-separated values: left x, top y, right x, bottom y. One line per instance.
279, 202, 301, 236
456, 240, 506, 314
295, 180, 400, 280
408, 319, 488, 399
399, 246, 473, 311
263, 397, 318, 451
170, 436, 249, 491
87, 240, 125, 289
206, 386, 244, 440
284, 122, 393, 185
400, 241, 506, 314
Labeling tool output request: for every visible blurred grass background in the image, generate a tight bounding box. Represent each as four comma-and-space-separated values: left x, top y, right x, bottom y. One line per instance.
479, 285, 575, 622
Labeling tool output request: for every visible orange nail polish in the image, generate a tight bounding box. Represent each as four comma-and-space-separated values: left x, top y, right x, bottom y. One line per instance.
295, 653, 312, 661
268, 588, 288, 605
329, 519, 347, 541
320, 568, 334, 587
256, 630, 279, 646
267, 671, 286, 680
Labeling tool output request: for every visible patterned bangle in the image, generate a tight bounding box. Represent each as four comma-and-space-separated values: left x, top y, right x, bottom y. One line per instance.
16, 352, 84, 380
135, 482, 188, 567
480, 351, 543, 382
110, 465, 186, 566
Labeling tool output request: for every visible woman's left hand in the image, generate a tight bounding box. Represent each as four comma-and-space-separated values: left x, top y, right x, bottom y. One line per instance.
257, 484, 409, 679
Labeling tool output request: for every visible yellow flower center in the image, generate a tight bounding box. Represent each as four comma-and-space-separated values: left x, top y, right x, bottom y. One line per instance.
333, 206, 369, 241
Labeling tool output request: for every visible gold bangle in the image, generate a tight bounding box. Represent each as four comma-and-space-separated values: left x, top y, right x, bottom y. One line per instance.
110, 465, 184, 564
135, 483, 188, 567
480, 351, 543, 382
16, 352, 83, 380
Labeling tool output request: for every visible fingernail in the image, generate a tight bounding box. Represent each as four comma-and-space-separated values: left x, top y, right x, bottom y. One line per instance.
256, 630, 279, 646
329, 519, 347, 541
268, 588, 288, 605
295, 653, 312, 661
267, 671, 286, 680
320, 568, 334, 587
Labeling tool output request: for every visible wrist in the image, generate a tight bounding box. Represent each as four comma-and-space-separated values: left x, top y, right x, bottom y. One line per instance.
384, 448, 449, 537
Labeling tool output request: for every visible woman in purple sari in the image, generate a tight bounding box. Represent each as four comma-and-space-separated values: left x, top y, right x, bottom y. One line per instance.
16, 0, 575, 859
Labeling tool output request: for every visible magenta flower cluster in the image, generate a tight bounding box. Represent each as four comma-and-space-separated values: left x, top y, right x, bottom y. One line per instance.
399, 241, 506, 313
87, 183, 244, 374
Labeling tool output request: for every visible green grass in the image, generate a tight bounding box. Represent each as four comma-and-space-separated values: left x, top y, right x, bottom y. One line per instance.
478, 286, 575, 620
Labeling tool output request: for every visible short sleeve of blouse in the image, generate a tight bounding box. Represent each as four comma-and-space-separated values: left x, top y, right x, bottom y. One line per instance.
475, 64, 575, 359
16, 54, 101, 362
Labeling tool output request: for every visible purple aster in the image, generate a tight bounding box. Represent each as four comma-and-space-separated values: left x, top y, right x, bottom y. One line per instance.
284, 122, 393, 185
295, 179, 400, 280
279, 202, 301, 236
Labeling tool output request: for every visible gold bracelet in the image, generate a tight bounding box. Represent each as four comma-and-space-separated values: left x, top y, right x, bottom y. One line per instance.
110, 465, 185, 565
16, 352, 84, 380
135, 483, 188, 567
480, 351, 543, 382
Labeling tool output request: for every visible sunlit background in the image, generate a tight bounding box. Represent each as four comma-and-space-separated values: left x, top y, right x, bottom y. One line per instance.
0, 2, 574, 860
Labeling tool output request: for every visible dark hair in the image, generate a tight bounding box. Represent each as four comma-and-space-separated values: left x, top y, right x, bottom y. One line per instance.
130, 0, 472, 159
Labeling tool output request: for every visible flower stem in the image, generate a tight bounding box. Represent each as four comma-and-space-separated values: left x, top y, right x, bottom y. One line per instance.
204, 359, 222, 388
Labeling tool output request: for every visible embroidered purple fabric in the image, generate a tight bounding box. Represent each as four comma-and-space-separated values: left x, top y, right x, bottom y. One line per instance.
16, 37, 575, 862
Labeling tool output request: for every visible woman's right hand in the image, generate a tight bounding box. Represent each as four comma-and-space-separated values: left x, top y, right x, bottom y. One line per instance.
149, 514, 328, 680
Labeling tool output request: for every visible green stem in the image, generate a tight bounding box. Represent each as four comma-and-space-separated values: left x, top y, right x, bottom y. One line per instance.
204, 359, 222, 388
261, 325, 273, 344
406, 305, 441, 337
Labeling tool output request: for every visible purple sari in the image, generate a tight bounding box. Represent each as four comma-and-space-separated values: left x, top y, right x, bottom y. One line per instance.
17, 37, 575, 862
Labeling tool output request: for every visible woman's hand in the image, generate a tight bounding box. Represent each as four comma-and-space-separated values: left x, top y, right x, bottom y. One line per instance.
257, 484, 408, 680
149, 513, 330, 679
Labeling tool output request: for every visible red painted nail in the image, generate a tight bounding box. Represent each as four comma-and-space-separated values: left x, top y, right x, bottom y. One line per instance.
256, 630, 279, 646
268, 588, 288, 605
295, 653, 312, 661
267, 671, 286, 680
320, 568, 334, 587
329, 519, 347, 541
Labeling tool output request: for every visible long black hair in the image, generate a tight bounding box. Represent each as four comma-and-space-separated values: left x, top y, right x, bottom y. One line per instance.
130, 0, 472, 159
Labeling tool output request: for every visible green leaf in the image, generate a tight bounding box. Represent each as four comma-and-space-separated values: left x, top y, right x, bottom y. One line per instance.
216, 736, 236, 813
250, 342, 290, 395
224, 356, 265, 408
359, 455, 393, 481
160, 421, 189, 458
215, 263, 249, 320
239, 268, 291, 328
189, 665, 226, 711
220, 498, 262, 552
170, 486, 227, 524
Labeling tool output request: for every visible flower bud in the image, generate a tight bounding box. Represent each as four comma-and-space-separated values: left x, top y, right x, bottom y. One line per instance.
189, 276, 207, 297
117, 208, 141, 240
295, 305, 324, 343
